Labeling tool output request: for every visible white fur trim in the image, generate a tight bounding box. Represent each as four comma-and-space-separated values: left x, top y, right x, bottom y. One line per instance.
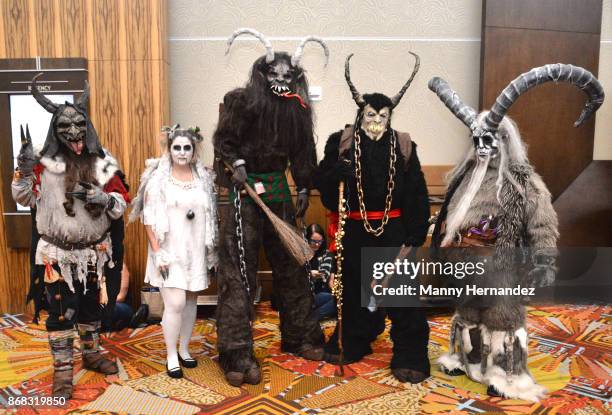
467, 363, 483, 383
438, 352, 464, 372
39, 155, 66, 174
461, 325, 476, 354
485, 365, 547, 402
38, 147, 121, 186
95, 149, 121, 185
515, 327, 528, 349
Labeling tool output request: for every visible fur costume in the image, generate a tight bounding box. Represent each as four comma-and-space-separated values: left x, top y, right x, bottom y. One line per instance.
315, 53, 431, 382
429, 64, 604, 401
212, 28, 327, 386
12, 74, 129, 398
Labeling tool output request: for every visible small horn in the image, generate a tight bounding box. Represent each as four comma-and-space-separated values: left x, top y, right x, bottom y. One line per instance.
31, 73, 58, 113
345, 54, 365, 108
226, 28, 274, 64
26, 124, 31, 142
291, 36, 329, 67
390, 52, 421, 108
428, 77, 477, 129
20, 125, 26, 145
485, 63, 605, 130
76, 80, 90, 111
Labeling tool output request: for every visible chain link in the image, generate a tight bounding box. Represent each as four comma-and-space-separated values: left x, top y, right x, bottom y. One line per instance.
233, 185, 250, 293
353, 129, 397, 237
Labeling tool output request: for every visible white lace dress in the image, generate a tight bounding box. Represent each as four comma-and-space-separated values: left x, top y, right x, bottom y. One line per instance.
140, 157, 218, 292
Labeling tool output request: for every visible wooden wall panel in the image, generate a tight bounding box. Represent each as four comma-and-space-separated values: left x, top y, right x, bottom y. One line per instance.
0, 0, 168, 314
480, 0, 602, 199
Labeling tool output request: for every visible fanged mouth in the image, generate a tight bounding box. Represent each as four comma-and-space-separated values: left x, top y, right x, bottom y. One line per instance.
270, 84, 291, 96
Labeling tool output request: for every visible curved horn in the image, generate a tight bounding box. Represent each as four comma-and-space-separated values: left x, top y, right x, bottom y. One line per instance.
485, 63, 605, 130
390, 52, 421, 108
76, 80, 90, 111
226, 28, 274, 63
428, 77, 477, 129
291, 36, 329, 67
31, 73, 58, 113
345, 54, 365, 108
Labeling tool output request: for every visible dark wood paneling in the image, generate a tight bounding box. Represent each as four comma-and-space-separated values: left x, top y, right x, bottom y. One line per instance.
553, 161, 612, 246
484, 0, 602, 34
480, 0, 602, 199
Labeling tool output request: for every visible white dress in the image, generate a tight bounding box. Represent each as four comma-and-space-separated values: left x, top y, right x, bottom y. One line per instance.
139, 156, 218, 292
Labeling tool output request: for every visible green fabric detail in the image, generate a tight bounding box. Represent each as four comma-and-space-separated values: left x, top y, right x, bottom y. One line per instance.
230, 171, 291, 205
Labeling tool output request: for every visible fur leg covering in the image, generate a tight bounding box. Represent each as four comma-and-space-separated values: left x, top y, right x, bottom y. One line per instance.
481, 326, 546, 401
439, 313, 482, 381
218, 347, 256, 374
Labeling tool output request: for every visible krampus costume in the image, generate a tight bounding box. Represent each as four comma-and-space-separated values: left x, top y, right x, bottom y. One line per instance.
314, 53, 431, 383
12, 74, 129, 399
213, 28, 327, 386
429, 64, 604, 401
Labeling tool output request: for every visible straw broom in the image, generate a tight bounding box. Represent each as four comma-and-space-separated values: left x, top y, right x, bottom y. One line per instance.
223, 161, 314, 265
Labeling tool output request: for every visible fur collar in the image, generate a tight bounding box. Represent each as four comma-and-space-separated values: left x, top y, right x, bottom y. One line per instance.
38, 148, 121, 186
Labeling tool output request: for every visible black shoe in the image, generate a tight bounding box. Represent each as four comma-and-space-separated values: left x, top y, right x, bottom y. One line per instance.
487, 384, 504, 398
167, 364, 183, 379
129, 304, 149, 328
178, 354, 197, 368
441, 366, 465, 376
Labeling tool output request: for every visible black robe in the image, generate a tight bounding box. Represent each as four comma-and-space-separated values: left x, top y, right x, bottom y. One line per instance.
314, 127, 431, 371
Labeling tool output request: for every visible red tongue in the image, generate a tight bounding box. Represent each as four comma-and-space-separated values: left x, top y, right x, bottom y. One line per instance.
71, 141, 84, 154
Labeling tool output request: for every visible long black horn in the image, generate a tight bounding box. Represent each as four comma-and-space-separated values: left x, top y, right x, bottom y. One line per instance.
428, 77, 477, 129
345, 54, 365, 108
31, 73, 58, 113
390, 52, 420, 108
226, 28, 274, 63
76, 80, 89, 111
291, 36, 329, 67
485, 63, 605, 130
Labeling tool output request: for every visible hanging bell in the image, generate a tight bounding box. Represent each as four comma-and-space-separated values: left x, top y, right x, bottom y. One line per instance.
186, 209, 195, 220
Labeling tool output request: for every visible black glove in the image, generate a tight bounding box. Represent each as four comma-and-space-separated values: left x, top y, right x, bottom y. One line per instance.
295, 191, 309, 217
333, 155, 354, 180
17, 126, 37, 175
231, 165, 248, 189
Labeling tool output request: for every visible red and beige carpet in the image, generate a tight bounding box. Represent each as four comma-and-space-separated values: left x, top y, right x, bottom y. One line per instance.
0, 303, 609, 414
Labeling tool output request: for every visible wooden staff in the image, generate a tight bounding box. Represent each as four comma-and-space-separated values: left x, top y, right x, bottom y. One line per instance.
332, 180, 347, 376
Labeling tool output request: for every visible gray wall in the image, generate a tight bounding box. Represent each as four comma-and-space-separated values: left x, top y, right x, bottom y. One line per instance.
168, 0, 611, 165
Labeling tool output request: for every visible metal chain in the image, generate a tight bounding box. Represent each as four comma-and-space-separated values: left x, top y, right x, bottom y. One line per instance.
353, 128, 397, 237
233, 185, 250, 293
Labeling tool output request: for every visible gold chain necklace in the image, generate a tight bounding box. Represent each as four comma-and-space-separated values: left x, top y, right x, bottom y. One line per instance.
353, 128, 397, 237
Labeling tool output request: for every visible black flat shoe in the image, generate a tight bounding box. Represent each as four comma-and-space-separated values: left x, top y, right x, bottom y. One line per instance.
178, 354, 197, 368
167, 364, 183, 379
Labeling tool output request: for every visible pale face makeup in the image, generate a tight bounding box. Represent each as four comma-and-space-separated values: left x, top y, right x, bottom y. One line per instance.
170, 135, 194, 166
361, 104, 390, 141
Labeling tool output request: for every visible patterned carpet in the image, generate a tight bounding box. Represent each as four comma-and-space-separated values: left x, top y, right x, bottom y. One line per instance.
0, 303, 610, 414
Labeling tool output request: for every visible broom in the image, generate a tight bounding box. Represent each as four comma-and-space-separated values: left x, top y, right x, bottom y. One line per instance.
223, 161, 314, 265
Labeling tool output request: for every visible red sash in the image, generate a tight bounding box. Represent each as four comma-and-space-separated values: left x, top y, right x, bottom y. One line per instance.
327, 209, 402, 252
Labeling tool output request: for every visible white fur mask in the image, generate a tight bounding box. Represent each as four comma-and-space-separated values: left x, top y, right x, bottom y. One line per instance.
170, 135, 194, 166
